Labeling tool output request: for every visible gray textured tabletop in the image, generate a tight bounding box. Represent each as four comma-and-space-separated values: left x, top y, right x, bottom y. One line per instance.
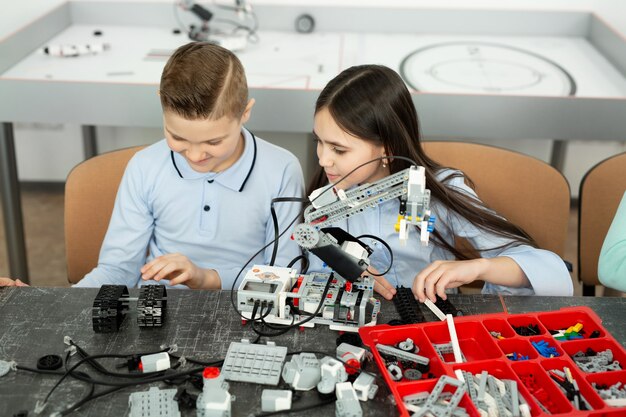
0, 288, 623, 416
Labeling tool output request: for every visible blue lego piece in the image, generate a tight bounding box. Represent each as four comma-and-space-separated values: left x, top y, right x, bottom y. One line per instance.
427, 216, 436, 232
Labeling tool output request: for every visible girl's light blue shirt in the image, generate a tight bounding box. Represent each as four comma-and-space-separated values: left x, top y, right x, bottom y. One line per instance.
307, 170, 573, 296
76, 130, 304, 289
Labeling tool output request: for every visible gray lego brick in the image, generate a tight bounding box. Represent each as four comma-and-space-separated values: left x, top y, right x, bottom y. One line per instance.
128, 387, 180, 417
221, 342, 287, 386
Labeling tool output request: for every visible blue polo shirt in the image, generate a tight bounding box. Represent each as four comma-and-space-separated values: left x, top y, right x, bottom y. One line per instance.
76, 129, 304, 289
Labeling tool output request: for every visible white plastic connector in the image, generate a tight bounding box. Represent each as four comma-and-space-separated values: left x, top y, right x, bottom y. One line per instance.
336, 343, 366, 363
261, 389, 292, 412
140, 352, 170, 373
353, 372, 378, 401
64, 345, 77, 356
34, 400, 46, 414
0, 360, 17, 377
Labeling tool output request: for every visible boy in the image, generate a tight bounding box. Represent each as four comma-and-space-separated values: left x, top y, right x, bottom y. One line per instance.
75, 42, 304, 289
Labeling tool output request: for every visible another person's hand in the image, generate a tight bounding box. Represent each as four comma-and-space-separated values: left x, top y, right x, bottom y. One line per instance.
0, 277, 29, 287
363, 266, 396, 301
140, 254, 220, 289
412, 259, 486, 303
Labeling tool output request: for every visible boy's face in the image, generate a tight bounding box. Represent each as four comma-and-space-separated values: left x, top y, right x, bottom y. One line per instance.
314, 107, 389, 189
163, 100, 254, 173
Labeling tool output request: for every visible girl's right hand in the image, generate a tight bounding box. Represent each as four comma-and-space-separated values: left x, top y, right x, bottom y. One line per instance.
363, 267, 396, 300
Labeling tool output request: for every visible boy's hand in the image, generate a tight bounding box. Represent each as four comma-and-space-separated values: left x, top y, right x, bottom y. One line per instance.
0, 277, 29, 287
140, 254, 221, 289
363, 267, 396, 301
412, 259, 486, 303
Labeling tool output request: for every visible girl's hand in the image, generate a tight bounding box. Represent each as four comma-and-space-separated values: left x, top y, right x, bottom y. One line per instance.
412, 259, 487, 303
141, 254, 220, 289
363, 266, 396, 301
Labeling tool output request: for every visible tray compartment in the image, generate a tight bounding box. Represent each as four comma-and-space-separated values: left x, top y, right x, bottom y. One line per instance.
512, 361, 574, 414
507, 315, 547, 336
541, 358, 606, 411
425, 321, 502, 362
561, 339, 625, 374
538, 310, 605, 341
499, 338, 540, 361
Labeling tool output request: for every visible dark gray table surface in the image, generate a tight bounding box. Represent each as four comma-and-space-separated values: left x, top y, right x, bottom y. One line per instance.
0, 288, 623, 416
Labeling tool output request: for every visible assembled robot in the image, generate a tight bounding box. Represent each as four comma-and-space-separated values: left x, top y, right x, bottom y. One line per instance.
237, 165, 434, 332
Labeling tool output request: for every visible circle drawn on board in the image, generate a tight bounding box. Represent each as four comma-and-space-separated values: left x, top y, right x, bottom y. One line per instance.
400, 42, 576, 96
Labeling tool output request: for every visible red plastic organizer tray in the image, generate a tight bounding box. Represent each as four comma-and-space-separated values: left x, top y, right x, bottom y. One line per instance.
359, 307, 626, 417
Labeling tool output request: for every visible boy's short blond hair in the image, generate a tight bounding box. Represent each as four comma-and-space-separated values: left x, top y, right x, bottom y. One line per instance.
160, 42, 248, 120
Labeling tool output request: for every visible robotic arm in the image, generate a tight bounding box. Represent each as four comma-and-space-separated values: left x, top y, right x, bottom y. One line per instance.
293, 166, 435, 282
178, 0, 251, 50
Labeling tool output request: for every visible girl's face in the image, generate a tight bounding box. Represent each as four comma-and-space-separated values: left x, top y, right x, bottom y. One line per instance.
313, 107, 389, 189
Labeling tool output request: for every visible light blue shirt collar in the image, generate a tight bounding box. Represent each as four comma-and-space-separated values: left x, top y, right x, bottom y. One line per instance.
170, 128, 257, 192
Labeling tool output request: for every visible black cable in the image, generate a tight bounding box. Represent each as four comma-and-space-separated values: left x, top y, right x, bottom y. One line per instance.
307, 155, 419, 213
251, 299, 261, 321
16, 342, 221, 415
251, 276, 332, 337
168, 354, 224, 368
269, 197, 307, 266
255, 398, 335, 417
60, 388, 123, 416
269, 205, 280, 266
70, 341, 171, 379
43, 352, 201, 403
60, 349, 98, 415
15, 365, 65, 376
58, 383, 98, 416
251, 311, 295, 338
356, 234, 394, 276
287, 254, 309, 272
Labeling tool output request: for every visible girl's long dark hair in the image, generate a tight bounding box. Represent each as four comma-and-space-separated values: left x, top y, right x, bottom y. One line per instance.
308, 65, 536, 259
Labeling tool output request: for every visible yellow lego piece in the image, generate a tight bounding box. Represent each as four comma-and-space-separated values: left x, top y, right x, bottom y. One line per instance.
394, 214, 403, 232
573, 323, 583, 333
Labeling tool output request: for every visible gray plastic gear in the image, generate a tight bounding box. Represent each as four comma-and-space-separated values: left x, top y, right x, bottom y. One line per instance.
293, 223, 319, 249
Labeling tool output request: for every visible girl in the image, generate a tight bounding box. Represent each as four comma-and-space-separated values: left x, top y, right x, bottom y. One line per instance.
307, 65, 573, 302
